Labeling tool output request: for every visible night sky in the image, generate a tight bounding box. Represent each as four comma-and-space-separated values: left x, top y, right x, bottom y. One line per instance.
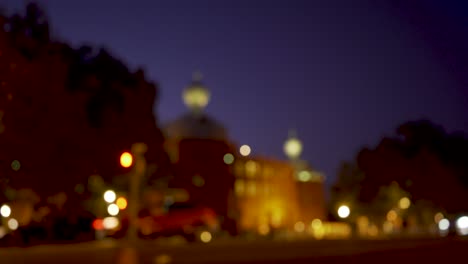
2, 0, 468, 188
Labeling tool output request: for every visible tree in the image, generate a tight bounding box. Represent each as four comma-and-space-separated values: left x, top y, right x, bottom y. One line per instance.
0, 3, 171, 205
357, 120, 468, 213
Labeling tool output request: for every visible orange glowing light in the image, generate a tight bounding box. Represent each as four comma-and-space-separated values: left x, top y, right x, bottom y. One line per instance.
116, 197, 127, 210
120, 152, 133, 168
92, 219, 104, 230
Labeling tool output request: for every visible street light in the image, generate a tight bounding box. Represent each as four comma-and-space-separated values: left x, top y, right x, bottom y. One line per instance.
107, 204, 119, 216
338, 205, 350, 219
103, 190, 117, 203
239, 145, 251, 156
0, 204, 11, 218
398, 197, 411, 209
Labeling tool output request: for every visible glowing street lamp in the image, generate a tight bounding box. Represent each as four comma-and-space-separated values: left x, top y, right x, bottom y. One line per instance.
103, 190, 117, 203
337, 205, 350, 219
239, 145, 251, 156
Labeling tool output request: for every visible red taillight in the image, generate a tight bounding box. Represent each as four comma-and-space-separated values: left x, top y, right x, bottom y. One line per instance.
92, 219, 104, 230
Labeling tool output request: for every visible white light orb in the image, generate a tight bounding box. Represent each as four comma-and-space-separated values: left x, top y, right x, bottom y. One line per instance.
0, 204, 11, 218
337, 205, 350, 219
103, 217, 119, 230
107, 204, 120, 216
239, 145, 251, 156
284, 137, 303, 159
438, 218, 450, 231
456, 216, 468, 229
103, 190, 117, 203
7, 218, 18, 230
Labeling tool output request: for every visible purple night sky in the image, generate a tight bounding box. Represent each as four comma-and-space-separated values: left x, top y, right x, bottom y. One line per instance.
2, 0, 468, 188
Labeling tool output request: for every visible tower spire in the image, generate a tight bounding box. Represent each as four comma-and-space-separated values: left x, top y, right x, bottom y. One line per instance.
192, 70, 203, 82
284, 129, 303, 160
182, 71, 210, 114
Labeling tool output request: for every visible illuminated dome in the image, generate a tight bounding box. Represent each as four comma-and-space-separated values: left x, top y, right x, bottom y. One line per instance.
284, 130, 303, 160
183, 71, 210, 114
164, 72, 227, 140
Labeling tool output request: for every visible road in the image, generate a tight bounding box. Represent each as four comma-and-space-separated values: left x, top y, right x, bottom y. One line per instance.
0, 237, 466, 264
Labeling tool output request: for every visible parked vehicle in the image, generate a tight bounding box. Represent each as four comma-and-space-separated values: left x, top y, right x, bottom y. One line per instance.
103, 203, 220, 242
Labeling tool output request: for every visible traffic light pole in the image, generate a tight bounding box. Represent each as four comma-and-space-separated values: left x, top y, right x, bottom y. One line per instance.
127, 143, 147, 244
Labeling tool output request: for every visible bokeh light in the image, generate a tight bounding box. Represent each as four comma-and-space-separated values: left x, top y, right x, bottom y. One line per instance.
103, 217, 119, 230
223, 153, 234, 164
103, 190, 117, 203
200, 231, 212, 243
438, 218, 450, 231
294, 221, 305, 232
120, 152, 133, 168
0, 204, 11, 218
116, 197, 128, 210
107, 204, 119, 216
399, 197, 411, 209
7, 218, 18, 230
337, 205, 350, 219
239, 145, 251, 156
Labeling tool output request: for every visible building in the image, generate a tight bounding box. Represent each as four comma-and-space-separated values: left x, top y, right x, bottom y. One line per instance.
163, 73, 327, 235
163, 73, 237, 232
283, 132, 327, 224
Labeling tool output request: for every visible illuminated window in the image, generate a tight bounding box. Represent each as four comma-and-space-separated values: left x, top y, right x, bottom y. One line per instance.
234, 161, 244, 176
264, 183, 270, 195
235, 179, 245, 196
245, 161, 257, 178
263, 166, 273, 179
247, 181, 256, 196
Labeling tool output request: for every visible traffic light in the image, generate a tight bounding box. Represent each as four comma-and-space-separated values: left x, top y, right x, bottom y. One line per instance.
120, 152, 133, 168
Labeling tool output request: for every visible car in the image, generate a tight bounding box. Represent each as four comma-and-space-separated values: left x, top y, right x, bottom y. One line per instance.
105, 203, 220, 242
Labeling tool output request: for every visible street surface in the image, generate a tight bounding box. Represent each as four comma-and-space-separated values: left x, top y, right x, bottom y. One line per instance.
0, 237, 466, 264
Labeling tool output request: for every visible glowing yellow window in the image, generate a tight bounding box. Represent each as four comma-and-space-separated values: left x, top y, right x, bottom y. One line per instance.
245, 161, 257, 178
247, 181, 256, 196
235, 179, 245, 196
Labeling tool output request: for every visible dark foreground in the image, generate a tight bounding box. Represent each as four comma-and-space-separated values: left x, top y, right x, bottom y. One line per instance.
0, 237, 466, 264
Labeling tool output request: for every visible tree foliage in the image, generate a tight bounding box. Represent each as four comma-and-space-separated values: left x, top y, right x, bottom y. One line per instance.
356, 120, 468, 213
0, 3, 170, 202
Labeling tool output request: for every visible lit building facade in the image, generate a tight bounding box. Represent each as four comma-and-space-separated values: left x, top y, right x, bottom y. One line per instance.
164, 73, 327, 235
162, 73, 237, 232
232, 156, 299, 233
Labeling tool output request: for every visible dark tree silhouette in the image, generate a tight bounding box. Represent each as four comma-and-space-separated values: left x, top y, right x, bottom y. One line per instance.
356, 120, 468, 213
0, 3, 171, 205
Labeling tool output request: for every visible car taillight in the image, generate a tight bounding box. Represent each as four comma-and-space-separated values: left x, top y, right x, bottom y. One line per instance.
92, 219, 104, 231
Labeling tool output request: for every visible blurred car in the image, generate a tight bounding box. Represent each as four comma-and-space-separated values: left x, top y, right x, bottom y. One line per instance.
104, 203, 220, 242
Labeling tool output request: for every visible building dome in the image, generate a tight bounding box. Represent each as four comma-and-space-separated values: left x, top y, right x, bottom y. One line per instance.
164, 72, 227, 140
182, 72, 210, 114
164, 113, 227, 140
284, 130, 303, 160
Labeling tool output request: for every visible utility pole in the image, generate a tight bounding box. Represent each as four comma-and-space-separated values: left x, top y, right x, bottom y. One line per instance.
117, 142, 147, 264
127, 142, 147, 243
